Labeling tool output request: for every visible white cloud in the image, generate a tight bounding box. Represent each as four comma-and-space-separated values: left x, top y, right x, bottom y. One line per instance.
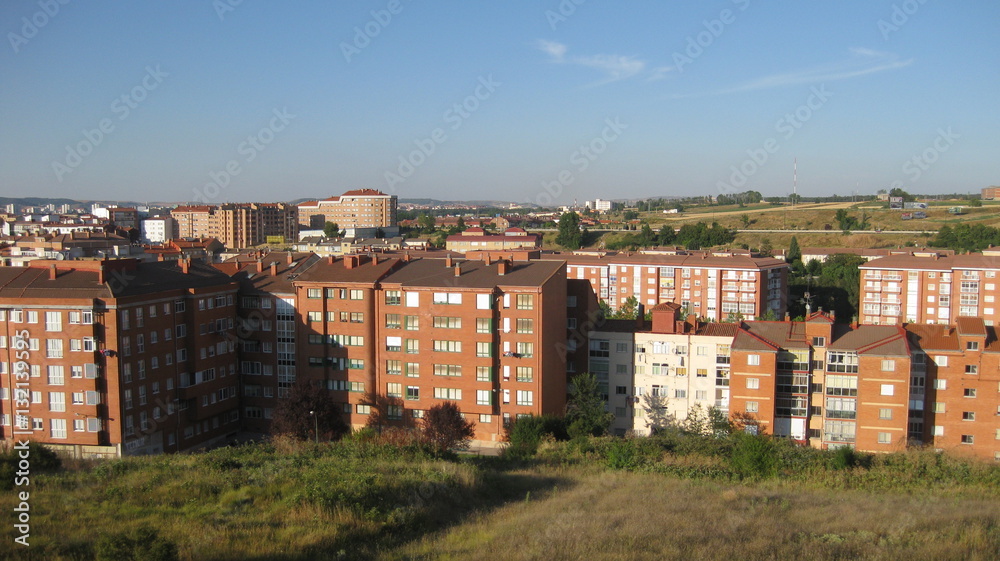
710, 48, 913, 95
537, 40, 664, 85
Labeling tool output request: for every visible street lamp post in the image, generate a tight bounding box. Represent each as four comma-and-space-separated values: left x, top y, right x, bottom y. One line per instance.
309, 410, 318, 444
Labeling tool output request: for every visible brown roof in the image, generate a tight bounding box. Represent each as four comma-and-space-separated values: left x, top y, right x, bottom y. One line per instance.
828, 325, 910, 356
0, 259, 235, 301
380, 258, 564, 289
698, 322, 739, 337
905, 324, 960, 352
549, 252, 787, 270
293, 255, 401, 285
732, 327, 779, 352
739, 321, 810, 350
221, 252, 321, 294
956, 317, 987, 337
861, 253, 1000, 271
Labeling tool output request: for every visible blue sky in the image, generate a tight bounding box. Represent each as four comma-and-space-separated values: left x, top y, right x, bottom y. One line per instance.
2, 0, 998, 205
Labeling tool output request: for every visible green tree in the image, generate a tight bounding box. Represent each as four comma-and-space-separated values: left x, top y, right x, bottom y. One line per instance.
657, 225, 676, 245
422, 402, 476, 453
417, 214, 436, 232
272, 380, 349, 442
740, 214, 751, 228
565, 372, 613, 437
323, 222, 339, 238
787, 236, 801, 263
555, 212, 583, 250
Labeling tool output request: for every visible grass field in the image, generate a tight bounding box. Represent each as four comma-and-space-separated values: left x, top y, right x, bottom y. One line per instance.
539, 200, 1000, 251
4, 434, 1000, 561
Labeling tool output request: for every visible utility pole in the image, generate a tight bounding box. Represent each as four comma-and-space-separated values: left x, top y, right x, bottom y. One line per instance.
309, 410, 318, 444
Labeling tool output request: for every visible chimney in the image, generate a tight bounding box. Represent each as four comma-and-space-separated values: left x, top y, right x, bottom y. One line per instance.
98, 265, 106, 284
181, 258, 190, 275
49, 264, 57, 280
286, 252, 293, 265
372, 254, 379, 265
830, 310, 836, 322
327, 255, 335, 265
445, 255, 453, 268
270, 261, 277, 276
403, 252, 411, 263
157, 253, 165, 262
498, 259, 511, 276
255, 259, 263, 273
636, 303, 645, 330
454, 263, 462, 277
785, 312, 791, 322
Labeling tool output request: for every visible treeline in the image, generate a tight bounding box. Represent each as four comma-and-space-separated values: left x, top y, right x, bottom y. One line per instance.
604, 222, 736, 251
930, 224, 1000, 253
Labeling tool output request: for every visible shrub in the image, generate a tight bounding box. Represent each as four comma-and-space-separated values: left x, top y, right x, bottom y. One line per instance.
421, 402, 476, 454
0, 442, 61, 490
504, 415, 568, 458
95, 526, 178, 561
728, 432, 780, 480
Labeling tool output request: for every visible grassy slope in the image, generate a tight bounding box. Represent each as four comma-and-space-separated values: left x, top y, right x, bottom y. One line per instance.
4, 436, 1000, 561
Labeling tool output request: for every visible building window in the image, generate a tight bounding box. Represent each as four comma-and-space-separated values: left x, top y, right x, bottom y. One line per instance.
477, 390, 492, 406
307, 288, 321, 298
966, 365, 979, 374
961, 434, 974, 445
433, 340, 462, 353
47, 366, 65, 386
386, 360, 402, 376
746, 378, 759, 389
307, 311, 322, 322
516, 390, 534, 406
433, 364, 462, 377
50, 419, 67, 439
433, 316, 462, 329
433, 388, 462, 400
516, 294, 534, 310
967, 341, 980, 351
881, 360, 895, 371
964, 388, 977, 398
404, 316, 420, 331
878, 408, 893, 420
745, 401, 759, 413
747, 354, 760, 366
516, 342, 534, 358
405, 362, 420, 377
357, 404, 371, 415
516, 367, 533, 382
880, 384, 894, 396
826, 375, 858, 397
385, 291, 401, 305
877, 432, 892, 444
406, 386, 419, 400
963, 411, 976, 421
385, 314, 401, 329
386, 383, 402, 398
476, 342, 492, 358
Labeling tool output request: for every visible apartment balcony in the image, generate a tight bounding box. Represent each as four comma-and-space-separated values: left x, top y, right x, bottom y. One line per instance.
865, 273, 883, 280
864, 295, 882, 303
882, 286, 902, 293
722, 284, 739, 291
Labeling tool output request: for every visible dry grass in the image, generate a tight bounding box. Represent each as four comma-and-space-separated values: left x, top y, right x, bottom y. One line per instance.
388, 469, 1000, 561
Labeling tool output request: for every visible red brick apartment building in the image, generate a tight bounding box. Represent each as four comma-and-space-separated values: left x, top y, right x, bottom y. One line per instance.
171, 203, 298, 249
291, 255, 568, 443
297, 189, 398, 230
213, 252, 321, 433
556, 250, 788, 320
906, 317, 1000, 461
859, 252, 1000, 326
0, 258, 240, 457
729, 316, 914, 452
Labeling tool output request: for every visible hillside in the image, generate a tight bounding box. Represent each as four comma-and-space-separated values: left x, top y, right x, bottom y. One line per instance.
4, 433, 1000, 561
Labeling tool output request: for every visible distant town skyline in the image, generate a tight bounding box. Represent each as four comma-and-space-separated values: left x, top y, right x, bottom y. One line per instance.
2, 1, 998, 204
